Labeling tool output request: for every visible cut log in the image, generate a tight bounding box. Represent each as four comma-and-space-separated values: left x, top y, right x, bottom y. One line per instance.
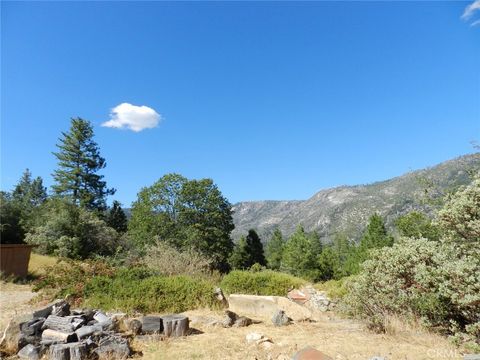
75, 325, 101, 339
94, 335, 131, 359
65, 342, 88, 360
141, 316, 162, 334
41, 329, 77, 343
51, 301, 70, 317
93, 311, 110, 323
49, 344, 70, 360
17, 343, 40, 360
20, 318, 45, 336
162, 315, 189, 337
42, 316, 74, 332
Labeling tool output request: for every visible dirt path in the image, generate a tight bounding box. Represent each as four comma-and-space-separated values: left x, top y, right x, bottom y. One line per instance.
0, 282, 37, 332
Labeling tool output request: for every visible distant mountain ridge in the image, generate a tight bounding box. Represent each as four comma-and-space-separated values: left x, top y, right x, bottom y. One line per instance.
231, 153, 480, 242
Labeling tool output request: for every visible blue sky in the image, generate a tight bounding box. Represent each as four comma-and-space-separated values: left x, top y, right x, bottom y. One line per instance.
1, 1, 479, 206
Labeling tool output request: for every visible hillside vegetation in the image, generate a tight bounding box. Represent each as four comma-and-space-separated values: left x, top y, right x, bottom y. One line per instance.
232, 153, 480, 241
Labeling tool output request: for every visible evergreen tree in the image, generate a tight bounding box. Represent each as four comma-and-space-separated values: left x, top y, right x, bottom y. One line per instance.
228, 236, 251, 269
52, 118, 115, 211
344, 213, 394, 275
106, 200, 128, 233
246, 229, 266, 266
359, 213, 394, 250
265, 228, 285, 270
281, 225, 322, 280
1, 169, 48, 243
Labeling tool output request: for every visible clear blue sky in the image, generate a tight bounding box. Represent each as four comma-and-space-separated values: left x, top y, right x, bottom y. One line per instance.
1, 1, 479, 206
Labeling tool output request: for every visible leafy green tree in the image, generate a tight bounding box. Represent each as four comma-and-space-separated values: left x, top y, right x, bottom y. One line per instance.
0, 191, 24, 244
106, 200, 128, 233
128, 173, 234, 271
52, 118, 115, 212
265, 228, 285, 270
317, 246, 337, 281
281, 225, 322, 281
395, 211, 440, 241
229, 236, 251, 269
0, 169, 48, 243
25, 198, 122, 258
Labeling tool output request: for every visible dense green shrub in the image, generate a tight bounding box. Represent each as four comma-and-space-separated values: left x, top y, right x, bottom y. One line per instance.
35, 262, 218, 313
344, 237, 480, 343
84, 270, 217, 313
221, 269, 305, 296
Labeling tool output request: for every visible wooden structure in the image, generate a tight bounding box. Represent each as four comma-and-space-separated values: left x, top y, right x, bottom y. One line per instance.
0, 244, 35, 277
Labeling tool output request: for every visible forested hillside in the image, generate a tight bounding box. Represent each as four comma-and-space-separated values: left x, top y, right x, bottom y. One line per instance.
232, 153, 480, 241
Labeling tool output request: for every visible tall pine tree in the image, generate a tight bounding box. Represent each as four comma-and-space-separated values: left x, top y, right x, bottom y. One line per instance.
52, 118, 115, 211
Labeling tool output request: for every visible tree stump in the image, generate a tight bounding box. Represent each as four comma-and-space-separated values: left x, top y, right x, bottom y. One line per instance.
141, 316, 162, 334
162, 315, 189, 337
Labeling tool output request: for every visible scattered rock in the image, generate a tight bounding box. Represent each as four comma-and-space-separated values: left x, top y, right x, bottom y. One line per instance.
292, 346, 333, 360
222, 310, 253, 328
368, 357, 387, 360
271, 310, 290, 327
214, 287, 228, 307
246, 332, 263, 343
463, 356, 480, 360
287, 289, 310, 304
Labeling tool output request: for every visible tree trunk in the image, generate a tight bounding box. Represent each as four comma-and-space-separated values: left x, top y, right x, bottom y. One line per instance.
162, 315, 189, 337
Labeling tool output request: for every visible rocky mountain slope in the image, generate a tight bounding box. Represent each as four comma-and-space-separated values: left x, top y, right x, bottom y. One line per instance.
232, 153, 480, 242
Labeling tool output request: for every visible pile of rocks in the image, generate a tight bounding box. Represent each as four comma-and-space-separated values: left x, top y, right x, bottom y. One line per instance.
14, 299, 189, 360
287, 286, 335, 312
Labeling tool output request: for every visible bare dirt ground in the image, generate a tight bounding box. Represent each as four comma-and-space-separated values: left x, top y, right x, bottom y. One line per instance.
0, 282, 37, 331
0, 282, 463, 360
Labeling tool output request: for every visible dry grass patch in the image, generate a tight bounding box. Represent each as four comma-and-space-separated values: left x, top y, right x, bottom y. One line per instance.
137, 309, 463, 360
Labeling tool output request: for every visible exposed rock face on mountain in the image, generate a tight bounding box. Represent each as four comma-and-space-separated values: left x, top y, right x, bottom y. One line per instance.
232, 153, 480, 242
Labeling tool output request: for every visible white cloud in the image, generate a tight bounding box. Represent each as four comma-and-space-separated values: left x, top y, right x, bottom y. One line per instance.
102, 103, 161, 132
462, 0, 480, 25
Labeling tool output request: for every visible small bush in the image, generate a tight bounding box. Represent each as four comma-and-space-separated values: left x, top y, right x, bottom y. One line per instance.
221, 269, 305, 296
33, 258, 116, 302
142, 240, 215, 278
